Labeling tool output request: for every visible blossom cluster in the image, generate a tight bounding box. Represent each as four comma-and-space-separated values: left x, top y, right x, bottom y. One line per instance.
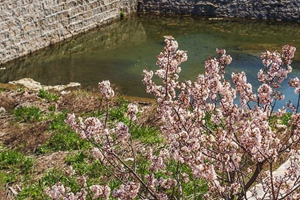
98, 80, 115, 99
47, 80, 142, 200
46, 172, 110, 200
112, 182, 140, 200
257, 45, 295, 102
143, 36, 187, 101
289, 77, 300, 94
126, 103, 138, 121
142, 37, 300, 199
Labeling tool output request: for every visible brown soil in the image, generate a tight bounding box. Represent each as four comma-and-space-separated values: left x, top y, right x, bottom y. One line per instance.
0, 84, 106, 152
0, 84, 105, 198
0, 83, 157, 199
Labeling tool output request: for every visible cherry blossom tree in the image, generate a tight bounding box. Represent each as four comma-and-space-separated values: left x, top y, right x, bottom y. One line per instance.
47, 37, 300, 200
143, 36, 300, 199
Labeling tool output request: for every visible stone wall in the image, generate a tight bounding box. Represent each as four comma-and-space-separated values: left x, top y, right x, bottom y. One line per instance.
1, 0, 300, 65
0, 0, 137, 65
138, 0, 300, 21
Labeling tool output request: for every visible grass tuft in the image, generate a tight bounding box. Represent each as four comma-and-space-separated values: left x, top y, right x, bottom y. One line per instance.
36, 112, 90, 155
131, 125, 163, 144
0, 149, 34, 185
14, 106, 43, 123
38, 89, 58, 101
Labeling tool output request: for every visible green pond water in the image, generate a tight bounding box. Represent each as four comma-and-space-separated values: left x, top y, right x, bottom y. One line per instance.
1, 14, 300, 108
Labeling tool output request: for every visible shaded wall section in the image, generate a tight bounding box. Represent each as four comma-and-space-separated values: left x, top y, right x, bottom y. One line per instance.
0, 0, 137, 64
138, 0, 300, 21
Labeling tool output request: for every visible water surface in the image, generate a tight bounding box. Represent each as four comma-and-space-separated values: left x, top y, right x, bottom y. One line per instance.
1, 14, 300, 108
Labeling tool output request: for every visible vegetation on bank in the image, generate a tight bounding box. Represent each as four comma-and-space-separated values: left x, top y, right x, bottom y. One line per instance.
0, 86, 193, 199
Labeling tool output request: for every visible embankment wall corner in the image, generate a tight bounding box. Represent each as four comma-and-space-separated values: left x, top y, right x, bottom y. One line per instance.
1, 0, 299, 65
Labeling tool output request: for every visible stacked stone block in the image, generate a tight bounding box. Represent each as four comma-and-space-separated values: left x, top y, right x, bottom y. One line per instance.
138, 0, 300, 21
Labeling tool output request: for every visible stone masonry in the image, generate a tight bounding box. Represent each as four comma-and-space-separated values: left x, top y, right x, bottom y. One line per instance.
138, 0, 300, 21
0, 0, 137, 65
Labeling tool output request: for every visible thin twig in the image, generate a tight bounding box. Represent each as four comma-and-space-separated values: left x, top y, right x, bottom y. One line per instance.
110, 151, 158, 199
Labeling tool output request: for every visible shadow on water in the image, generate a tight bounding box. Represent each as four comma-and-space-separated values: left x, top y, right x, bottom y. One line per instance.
0, 14, 300, 108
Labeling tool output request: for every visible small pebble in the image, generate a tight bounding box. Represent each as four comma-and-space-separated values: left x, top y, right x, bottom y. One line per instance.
0, 107, 6, 113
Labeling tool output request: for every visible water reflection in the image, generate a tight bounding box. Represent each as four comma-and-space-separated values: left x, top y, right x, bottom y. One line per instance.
0, 14, 299, 108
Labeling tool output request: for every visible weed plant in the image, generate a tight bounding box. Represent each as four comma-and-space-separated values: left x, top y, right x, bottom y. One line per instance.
0, 149, 34, 185
38, 89, 58, 101
14, 106, 43, 123
36, 112, 91, 154
16, 168, 78, 200
130, 125, 163, 144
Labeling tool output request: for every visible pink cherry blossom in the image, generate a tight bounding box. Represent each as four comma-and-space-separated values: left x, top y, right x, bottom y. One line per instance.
98, 80, 115, 99
47, 37, 300, 200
